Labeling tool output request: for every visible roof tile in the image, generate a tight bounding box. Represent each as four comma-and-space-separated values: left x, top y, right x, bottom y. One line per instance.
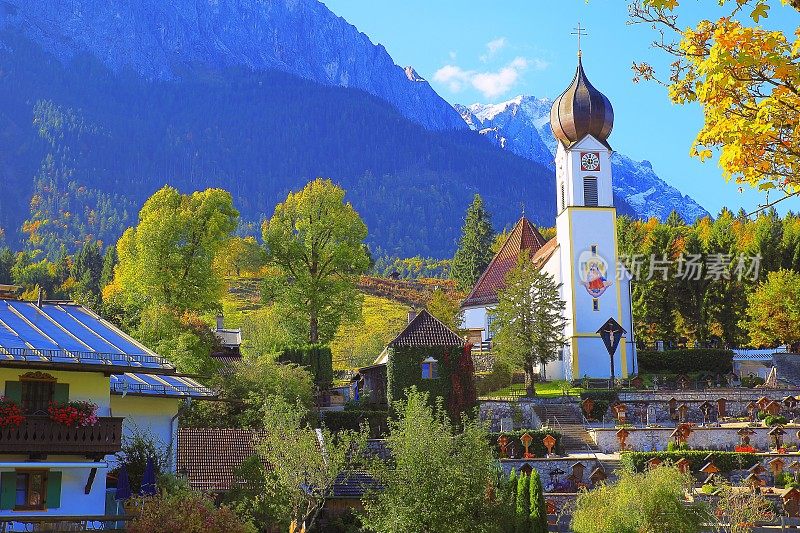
177, 428, 267, 492
388, 309, 464, 348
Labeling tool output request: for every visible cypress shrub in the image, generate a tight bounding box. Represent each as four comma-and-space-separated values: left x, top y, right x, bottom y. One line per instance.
503, 469, 518, 532
515, 473, 531, 533
529, 470, 548, 533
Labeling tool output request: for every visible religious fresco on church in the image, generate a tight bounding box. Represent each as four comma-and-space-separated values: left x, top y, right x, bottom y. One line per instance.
578, 249, 613, 298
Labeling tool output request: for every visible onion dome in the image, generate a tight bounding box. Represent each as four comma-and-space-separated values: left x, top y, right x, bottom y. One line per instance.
550, 56, 614, 148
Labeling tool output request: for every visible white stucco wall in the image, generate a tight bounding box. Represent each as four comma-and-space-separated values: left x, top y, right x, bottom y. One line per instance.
461, 306, 489, 341
110, 395, 182, 472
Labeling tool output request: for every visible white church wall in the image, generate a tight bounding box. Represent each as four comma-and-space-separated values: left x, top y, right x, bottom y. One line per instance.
461, 306, 489, 341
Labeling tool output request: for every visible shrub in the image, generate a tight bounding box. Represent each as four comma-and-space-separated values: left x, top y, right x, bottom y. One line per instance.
741, 375, 766, 388
475, 361, 513, 396
128, 492, 255, 533
763, 415, 788, 426
321, 409, 388, 437
529, 470, 548, 533
666, 441, 690, 452
277, 344, 333, 386
620, 451, 760, 474
515, 473, 531, 533
488, 430, 564, 457
580, 391, 617, 421
637, 349, 733, 374
571, 467, 710, 533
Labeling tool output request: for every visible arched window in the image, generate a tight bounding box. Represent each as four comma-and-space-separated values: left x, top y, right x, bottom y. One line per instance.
583, 177, 598, 207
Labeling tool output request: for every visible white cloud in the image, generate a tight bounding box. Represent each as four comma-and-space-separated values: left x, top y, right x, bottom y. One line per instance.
480, 37, 507, 62
434, 56, 538, 100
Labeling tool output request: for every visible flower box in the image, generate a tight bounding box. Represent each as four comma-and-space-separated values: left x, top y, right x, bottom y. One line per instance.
48, 400, 99, 427
0, 396, 24, 428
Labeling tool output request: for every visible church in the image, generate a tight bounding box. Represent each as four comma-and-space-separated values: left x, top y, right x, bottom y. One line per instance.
461, 53, 637, 382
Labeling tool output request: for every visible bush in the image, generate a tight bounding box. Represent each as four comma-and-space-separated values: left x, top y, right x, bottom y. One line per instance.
580, 391, 617, 421
322, 409, 388, 437
278, 344, 333, 386
637, 349, 733, 374
764, 415, 788, 426
128, 492, 255, 533
666, 441, 690, 452
488, 430, 564, 457
620, 451, 760, 474
741, 375, 766, 388
475, 362, 513, 396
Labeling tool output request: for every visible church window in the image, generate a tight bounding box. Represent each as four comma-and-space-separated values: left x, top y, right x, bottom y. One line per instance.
583, 177, 598, 207
590, 245, 597, 256
592, 299, 599, 311
560, 182, 566, 211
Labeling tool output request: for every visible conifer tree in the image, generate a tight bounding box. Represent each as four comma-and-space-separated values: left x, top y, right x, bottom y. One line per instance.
515, 472, 531, 533
492, 252, 567, 395
529, 470, 548, 533
451, 194, 495, 291
504, 469, 518, 532
100, 245, 117, 289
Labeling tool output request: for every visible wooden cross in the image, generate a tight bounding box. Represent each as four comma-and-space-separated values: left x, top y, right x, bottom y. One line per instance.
572, 22, 588, 57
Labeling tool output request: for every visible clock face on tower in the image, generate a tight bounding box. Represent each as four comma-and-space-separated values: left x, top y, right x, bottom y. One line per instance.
580, 152, 600, 172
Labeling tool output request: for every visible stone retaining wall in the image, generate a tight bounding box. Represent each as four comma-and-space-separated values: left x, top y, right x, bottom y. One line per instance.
590, 425, 800, 453
479, 400, 544, 432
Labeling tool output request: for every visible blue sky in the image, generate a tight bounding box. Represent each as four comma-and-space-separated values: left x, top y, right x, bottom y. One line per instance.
322, 0, 799, 217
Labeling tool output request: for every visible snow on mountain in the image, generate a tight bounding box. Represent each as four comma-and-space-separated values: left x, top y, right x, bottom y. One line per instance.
455, 95, 709, 222
0, 0, 466, 131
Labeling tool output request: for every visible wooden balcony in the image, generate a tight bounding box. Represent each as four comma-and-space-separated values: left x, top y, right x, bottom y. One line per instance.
0, 416, 123, 456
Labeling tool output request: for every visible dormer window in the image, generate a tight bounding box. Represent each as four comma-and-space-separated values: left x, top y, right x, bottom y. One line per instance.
421, 357, 439, 379
583, 177, 598, 207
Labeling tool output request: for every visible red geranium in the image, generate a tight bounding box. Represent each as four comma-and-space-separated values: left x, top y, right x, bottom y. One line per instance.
0, 396, 25, 428
48, 400, 99, 427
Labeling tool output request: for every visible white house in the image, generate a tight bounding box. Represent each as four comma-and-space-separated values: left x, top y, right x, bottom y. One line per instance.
461, 53, 637, 381
0, 298, 213, 530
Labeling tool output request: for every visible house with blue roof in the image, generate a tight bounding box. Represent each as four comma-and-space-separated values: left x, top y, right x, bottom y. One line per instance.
0, 294, 213, 529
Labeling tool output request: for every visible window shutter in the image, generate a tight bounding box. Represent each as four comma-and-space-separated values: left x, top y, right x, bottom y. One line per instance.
583, 177, 598, 207
0, 472, 15, 510
53, 383, 69, 404
4, 381, 21, 403
46, 471, 62, 509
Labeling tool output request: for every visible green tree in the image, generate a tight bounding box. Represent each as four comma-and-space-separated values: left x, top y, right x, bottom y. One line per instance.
571, 467, 708, 533
491, 253, 567, 395
529, 470, 548, 533
99, 244, 117, 289
107, 186, 238, 314
515, 473, 531, 533
362, 388, 501, 533
742, 269, 800, 346
451, 194, 495, 291
214, 236, 266, 277
426, 287, 462, 332
262, 178, 370, 344
71, 240, 103, 308
256, 396, 367, 531
0, 248, 14, 284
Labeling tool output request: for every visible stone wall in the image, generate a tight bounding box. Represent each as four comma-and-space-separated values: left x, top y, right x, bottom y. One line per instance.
479, 400, 544, 432
500, 457, 603, 491
590, 425, 800, 453
608, 389, 800, 425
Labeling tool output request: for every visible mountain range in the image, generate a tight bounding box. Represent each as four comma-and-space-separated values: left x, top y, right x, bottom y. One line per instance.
455, 96, 709, 222
0, 0, 707, 259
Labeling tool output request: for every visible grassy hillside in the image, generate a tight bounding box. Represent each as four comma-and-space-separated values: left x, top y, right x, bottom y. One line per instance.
221, 276, 438, 370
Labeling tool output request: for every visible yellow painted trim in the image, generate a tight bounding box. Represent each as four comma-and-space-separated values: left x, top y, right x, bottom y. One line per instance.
566, 209, 579, 377
611, 209, 628, 377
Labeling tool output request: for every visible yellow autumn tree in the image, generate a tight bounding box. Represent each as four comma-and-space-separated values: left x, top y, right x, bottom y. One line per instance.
630, 0, 800, 196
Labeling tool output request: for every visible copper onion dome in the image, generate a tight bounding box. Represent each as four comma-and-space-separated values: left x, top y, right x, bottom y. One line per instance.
550, 56, 614, 148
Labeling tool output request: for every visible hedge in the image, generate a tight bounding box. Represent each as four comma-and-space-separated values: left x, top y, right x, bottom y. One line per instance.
637, 349, 733, 374
475, 363, 512, 396
488, 430, 564, 457
278, 344, 333, 386
321, 409, 388, 438
620, 450, 760, 474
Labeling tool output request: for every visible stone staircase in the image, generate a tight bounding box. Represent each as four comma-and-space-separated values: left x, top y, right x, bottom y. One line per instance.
534, 403, 599, 452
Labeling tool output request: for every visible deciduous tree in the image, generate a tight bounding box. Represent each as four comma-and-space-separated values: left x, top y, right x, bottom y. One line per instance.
742, 268, 800, 346
262, 178, 370, 344
630, 0, 800, 196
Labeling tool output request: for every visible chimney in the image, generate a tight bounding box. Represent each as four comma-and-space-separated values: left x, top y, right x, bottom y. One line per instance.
36, 288, 43, 308
407, 309, 417, 325
216, 314, 224, 331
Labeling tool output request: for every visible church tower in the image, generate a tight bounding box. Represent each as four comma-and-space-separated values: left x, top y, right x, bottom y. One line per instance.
549, 54, 635, 381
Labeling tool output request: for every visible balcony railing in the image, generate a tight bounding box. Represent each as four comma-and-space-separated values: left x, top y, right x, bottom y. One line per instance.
0, 416, 123, 455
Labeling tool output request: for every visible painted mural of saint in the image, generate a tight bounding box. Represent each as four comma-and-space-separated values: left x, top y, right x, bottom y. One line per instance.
581, 259, 613, 298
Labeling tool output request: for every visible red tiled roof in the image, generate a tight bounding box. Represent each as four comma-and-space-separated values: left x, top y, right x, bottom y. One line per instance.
388, 309, 464, 348
461, 217, 547, 307
177, 428, 267, 492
